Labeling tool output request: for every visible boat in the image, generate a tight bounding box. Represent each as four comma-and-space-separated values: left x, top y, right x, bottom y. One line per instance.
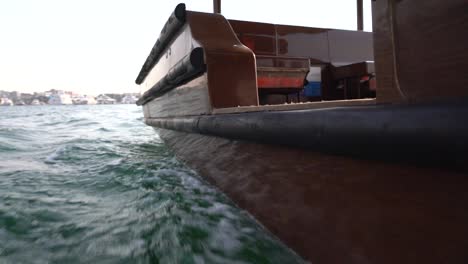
48, 94, 73, 105
134, 1, 468, 263
96, 94, 116, 104
0, 97, 13, 106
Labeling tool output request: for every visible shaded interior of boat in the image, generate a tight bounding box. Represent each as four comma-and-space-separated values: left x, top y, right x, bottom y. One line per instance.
136, 3, 376, 110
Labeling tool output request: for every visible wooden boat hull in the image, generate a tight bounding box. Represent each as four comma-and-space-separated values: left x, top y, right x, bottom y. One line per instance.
157, 128, 468, 264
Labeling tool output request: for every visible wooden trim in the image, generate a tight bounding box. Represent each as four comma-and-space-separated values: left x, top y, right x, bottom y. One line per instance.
142, 75, 211, 118
212, 98, 376, 114
372, 0, 468, 104
159, 128, 468, 264
257, 67, 308, 73
188, 11, 258, 108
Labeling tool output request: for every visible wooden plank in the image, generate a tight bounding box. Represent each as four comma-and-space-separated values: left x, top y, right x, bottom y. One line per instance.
188, 11, 259, 108
373, 0, 468, 104
372, 0, 405, 103
212, 98, 376, 114
142, 75, 211, 118
159, 128, 468, 264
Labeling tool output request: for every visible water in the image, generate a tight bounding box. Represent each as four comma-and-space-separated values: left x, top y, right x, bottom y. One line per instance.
0, 105, 303, 264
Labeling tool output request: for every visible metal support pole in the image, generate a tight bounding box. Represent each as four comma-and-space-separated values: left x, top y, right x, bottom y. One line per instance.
357, 0, 364, 30
213, 0, 221, 14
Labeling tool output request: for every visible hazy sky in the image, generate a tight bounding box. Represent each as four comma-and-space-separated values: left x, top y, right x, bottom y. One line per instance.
0, 0, 372, 95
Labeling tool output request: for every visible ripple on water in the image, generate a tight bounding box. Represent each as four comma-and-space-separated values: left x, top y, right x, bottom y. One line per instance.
0, 105, 304, 263
0, 142, 18, 152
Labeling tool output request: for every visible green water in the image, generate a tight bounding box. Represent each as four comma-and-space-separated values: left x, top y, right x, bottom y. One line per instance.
0, 105, 303, 264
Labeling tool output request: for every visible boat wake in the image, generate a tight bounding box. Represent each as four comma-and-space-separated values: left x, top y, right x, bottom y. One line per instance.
0, 105, 303, 263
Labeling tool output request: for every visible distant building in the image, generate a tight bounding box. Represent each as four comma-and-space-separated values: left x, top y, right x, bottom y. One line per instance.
0, 90, 138, 106
48, 94, 73, 105
19, 93, 33, 105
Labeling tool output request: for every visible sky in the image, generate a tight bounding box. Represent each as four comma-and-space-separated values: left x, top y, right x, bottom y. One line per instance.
0, 0, 372, 95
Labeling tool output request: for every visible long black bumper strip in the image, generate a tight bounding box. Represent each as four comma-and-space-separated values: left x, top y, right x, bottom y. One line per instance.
136, 47, 205, 106
135, 3, 186, 85
145, 100, 468, 164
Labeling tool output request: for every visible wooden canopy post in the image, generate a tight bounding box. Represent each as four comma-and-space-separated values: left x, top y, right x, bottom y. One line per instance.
213, 0, 221, 13
357, 0, 363, 30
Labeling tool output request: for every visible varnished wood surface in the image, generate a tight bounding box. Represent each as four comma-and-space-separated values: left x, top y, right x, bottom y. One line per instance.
395, 0, 468, 102
372, 0, 405, 103
188, 11, 259, 108
372, 0, 468, 104
142, 75, 211, 118
158, 129, 468, 264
